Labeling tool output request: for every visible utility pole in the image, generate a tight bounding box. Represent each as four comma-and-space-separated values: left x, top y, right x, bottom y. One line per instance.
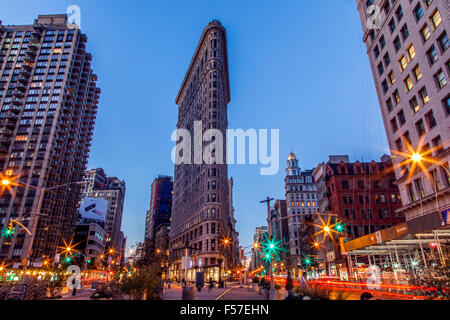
260, 196, 275, 300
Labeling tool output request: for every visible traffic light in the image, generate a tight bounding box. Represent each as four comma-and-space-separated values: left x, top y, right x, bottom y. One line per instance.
335, 221, 345, 233
64, 256, 72, 264
1, 225, 14, 239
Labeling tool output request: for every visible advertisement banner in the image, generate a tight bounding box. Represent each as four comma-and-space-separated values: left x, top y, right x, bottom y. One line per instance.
79, 197, 107, 222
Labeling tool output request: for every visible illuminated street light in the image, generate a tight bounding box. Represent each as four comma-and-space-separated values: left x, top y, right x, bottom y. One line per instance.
58, 238, 81, 258
411, 153, 422, 163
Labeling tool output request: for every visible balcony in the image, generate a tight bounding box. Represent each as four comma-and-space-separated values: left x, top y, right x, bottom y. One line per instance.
25, 49, 37, 57
22, 62, 34, 71
20, 69, 31, 78
18, 76, 29, 84
0, 128, 12, 136
13, 90, 24, 98
10, 106, 21, 114
12, 97, 23, 105
0, 118, 17, 129
0, 146, 8, 156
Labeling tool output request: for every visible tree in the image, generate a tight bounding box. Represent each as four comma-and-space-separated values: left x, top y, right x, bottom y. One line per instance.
110, 263, 162, 300
409, 263, 450, 300
45, 270, 67, 299
110, 244, 164, 300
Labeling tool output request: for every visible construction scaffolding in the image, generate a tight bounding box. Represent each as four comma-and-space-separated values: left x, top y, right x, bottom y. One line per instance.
343, 211, 449, 286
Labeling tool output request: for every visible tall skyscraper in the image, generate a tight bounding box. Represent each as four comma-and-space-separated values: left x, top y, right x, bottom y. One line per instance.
284, 152, 319, 276
169, 20, 231, 282
144, 176, 173, 255
81, 168, 126, 255
0, 15, 100, 264
250, 226, 268, 271
357, 1, 449, 223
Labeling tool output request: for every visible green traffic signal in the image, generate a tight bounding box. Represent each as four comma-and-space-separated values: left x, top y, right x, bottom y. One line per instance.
1, 227, 14, 239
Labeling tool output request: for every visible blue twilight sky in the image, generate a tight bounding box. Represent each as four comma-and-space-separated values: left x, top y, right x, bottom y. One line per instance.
1, 0, 390, 252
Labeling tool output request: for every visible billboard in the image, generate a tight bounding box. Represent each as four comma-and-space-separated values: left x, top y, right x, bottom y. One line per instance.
79, 197, 107, 222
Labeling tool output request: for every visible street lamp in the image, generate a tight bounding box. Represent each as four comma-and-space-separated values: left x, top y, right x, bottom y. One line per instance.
0, 177, 85, 271
260, 196, 276, 300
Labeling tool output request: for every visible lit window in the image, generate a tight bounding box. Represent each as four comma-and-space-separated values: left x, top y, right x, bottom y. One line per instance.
435, 70, 447, 88
413, 65, 422, 81
421, 25, 431, 41
431, 10, 442, 29
388, 71, 396, 85
393, 90, 400, 104
15, 135, 28, 141
419, 87, 429, 104
409, 96, 420, 113
407, 45, 416, 60
399, 56, 407, 71
404, 76, 413, 92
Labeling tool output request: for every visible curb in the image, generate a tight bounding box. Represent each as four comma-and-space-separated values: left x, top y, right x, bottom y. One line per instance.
215, 288, 233, 300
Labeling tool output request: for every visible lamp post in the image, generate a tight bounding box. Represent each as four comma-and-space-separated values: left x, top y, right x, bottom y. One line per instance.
260, 196, 275, 300
1, 178, 85, 271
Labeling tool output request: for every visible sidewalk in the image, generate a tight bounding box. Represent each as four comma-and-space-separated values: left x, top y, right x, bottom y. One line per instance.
163, 284, 231, 300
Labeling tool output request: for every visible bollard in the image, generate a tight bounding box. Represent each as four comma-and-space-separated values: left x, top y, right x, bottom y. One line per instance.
182, 285, 195, 300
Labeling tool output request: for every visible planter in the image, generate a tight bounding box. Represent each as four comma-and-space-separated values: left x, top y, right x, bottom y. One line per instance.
182, 286, 195, 300
275, 289, 281, 300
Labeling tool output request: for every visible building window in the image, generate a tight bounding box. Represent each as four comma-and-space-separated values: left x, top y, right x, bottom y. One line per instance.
388, 71, 395, 85
380, 35, 386, 48
421, 25, 431, 44
419, 87, 429, 104
415, 179, 425, 198
413, 65, 422, 81
383, 53, 391, 66
407, 183, 416, 202
397, 109, 406, 125
400, 24, 409, 40
395, 5, 404, 21
432, 135, 443, 155
391, 117, 399, 133
374, 45, 380, 59
435, 69, 447, 88
438, 32, 449, 52
386, 97, 394, 112
407, 44, 416, 61
399, 55, 407, 71
414, 4, 423, 21
427, 45, 438, 65
382, 80, 389, 93
415, 119, 426, 137
409, 96, 419, 113
431, 10, 442, 30
378, 62, 385, 76
443, 96, 450, 116
389, 19, 396, 33
393, 36, 402, 52
425, 111, 437, 129
393, 90, 400, 104
404, 75, 413, 92
395, 138, 403, 152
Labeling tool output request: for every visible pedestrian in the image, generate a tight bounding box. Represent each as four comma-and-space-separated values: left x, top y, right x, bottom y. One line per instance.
182, 277, 186, 286
285, 271, 294, 297
209, 277, 214, 292
167, 279, 171, 289
360, 292, 373, 300
72, 286, 77, 297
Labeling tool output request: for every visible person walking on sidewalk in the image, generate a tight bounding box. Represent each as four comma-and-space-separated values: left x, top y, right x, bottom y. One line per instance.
285, 271, 293, 297
208, 278, 214, 292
